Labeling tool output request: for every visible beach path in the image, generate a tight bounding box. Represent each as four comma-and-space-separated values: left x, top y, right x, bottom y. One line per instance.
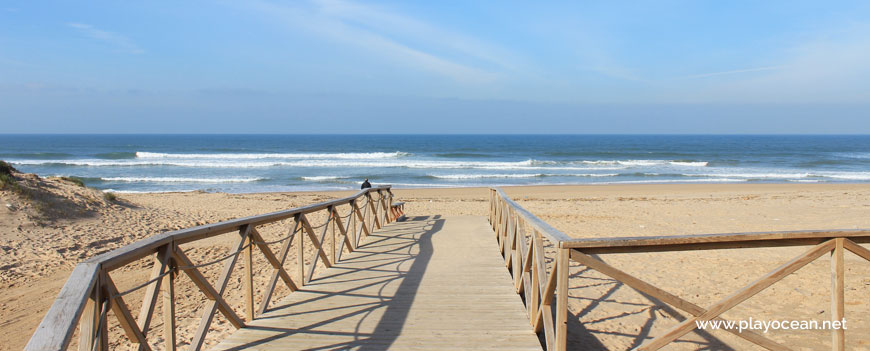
212, 215, 542, 351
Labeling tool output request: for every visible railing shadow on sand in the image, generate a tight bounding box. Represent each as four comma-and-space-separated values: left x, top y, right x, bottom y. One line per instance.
489, 187, 870, 351
25, 186, 405, 351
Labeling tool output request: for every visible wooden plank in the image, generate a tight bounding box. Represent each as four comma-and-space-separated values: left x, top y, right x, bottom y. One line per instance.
332, 206, 354, 261
302, 212, 334, 284
562, 229, 870, 251
97, 298, 109, 351
173, 244, 246, 350
368, 193, 382, 230
78, 273, 101, 351
258, 221, 299, 315
25, 262, 99, 351
250, 228, 299, 294
27, 186, 396, 350
570, 250, 791, 351
638, 239, 835, 350
843, 238, 870, 261
831, 238, 845, 351
162, 263, 176, 351
91, 187, 392, 271
353, 200, 371, 243
103, 273, 152, 351
554, 249, 569, 351
515, 219, 529, 293
301, 213, 333, 271
212, 215, 541, 351
491, 188, 573, 244
296, 214, 304, 285
136, 245, 171, 340
331, 211, 337, 264
243, 228, 255, 322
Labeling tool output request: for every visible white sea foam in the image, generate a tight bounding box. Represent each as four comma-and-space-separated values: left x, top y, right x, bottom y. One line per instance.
301, 176, 349, 181
135, 151, 410, 159
101, 177, 266, 183
693, 173, 813, 179
10, 158, 616, 170
601, 178, 747, 184
103, 189, 199, 194
691, 171, 870, 181
821, 172, 870, 180
670, 161, 708, 167
432, 173, 618, 179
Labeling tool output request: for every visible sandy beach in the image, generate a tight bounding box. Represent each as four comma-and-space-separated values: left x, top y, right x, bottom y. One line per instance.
2, 183, 870, 350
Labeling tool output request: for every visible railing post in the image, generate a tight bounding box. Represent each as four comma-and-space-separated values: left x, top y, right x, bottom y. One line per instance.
555, 247, 569, 351
242, 225, 255, 322
832, 238, 845, 351
79, 275, 101, 351
163, 257, 177, 351
330, 209, 337, 264
295, 214, 304, 286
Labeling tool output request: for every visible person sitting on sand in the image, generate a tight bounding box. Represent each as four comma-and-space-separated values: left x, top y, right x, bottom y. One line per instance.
361, 178, 371, 189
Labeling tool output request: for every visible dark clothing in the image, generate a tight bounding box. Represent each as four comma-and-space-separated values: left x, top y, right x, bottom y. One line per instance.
361, 180, 372, 189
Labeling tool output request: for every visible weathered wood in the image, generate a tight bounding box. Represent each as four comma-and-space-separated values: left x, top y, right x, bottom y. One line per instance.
570, 250, 792, 351
78, 273, 101, 351
27, 187, 395, 351
186, 226, 251, 350
368, 193, 382, 230
638, 240, 835, 350
259, 221, 299, 315
243, 228, 255, 322
212, 216, 541, 351
515, 219, 529, 294
301, 212, 334, 284
173, 243, 247, 350
491, 188, 573, 244
353, 200, 371, 243
24, 262, 99, 351
562, 229, 870, 252
296, 214, 304, 285
831, 238, 845, 351
97, 298, 109, 351
331, 206, 354, 261
843, 238, 870, 261
136, 245, 171, 341
330, 211, 337, 264
102, 273, 152, 350
250, 228, 299, 295
162, 263, 176, 351
88, 187, 390, 272
300, 213, 333, 272
554, 249, 569, 351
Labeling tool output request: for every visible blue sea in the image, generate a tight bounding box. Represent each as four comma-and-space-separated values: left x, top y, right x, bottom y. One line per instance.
1, 135, 869, 193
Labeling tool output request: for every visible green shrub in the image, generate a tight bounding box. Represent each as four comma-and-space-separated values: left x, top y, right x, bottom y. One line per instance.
61, 176, 86, 187
0, 160, 15, 176
104, 192, 117, 202
0, 174, 20, 192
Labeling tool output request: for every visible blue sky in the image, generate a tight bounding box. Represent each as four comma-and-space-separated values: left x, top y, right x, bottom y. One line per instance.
1, 1, 869, 133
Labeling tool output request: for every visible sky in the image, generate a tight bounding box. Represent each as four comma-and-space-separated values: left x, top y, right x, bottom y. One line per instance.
1, 0, 869, 134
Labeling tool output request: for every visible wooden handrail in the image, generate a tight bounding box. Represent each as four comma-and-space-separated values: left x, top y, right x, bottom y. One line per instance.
488, 187, 870, 351
26, 186, 395, 351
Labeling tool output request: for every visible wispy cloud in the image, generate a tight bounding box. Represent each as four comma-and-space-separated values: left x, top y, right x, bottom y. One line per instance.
679, 66, 787, 79
242, 0, 509, 83
676, 22, 870, 103
68, 22, 144, 54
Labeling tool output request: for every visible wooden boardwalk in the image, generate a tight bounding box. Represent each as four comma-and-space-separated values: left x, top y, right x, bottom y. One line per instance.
212, 215, 543, 351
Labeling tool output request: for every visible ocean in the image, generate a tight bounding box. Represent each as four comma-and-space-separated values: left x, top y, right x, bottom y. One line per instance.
1, 134, 869, 193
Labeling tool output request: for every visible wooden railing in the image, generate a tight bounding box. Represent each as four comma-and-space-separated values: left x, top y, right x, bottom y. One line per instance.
489, 187, 870, 351
26, 186, 396, 351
